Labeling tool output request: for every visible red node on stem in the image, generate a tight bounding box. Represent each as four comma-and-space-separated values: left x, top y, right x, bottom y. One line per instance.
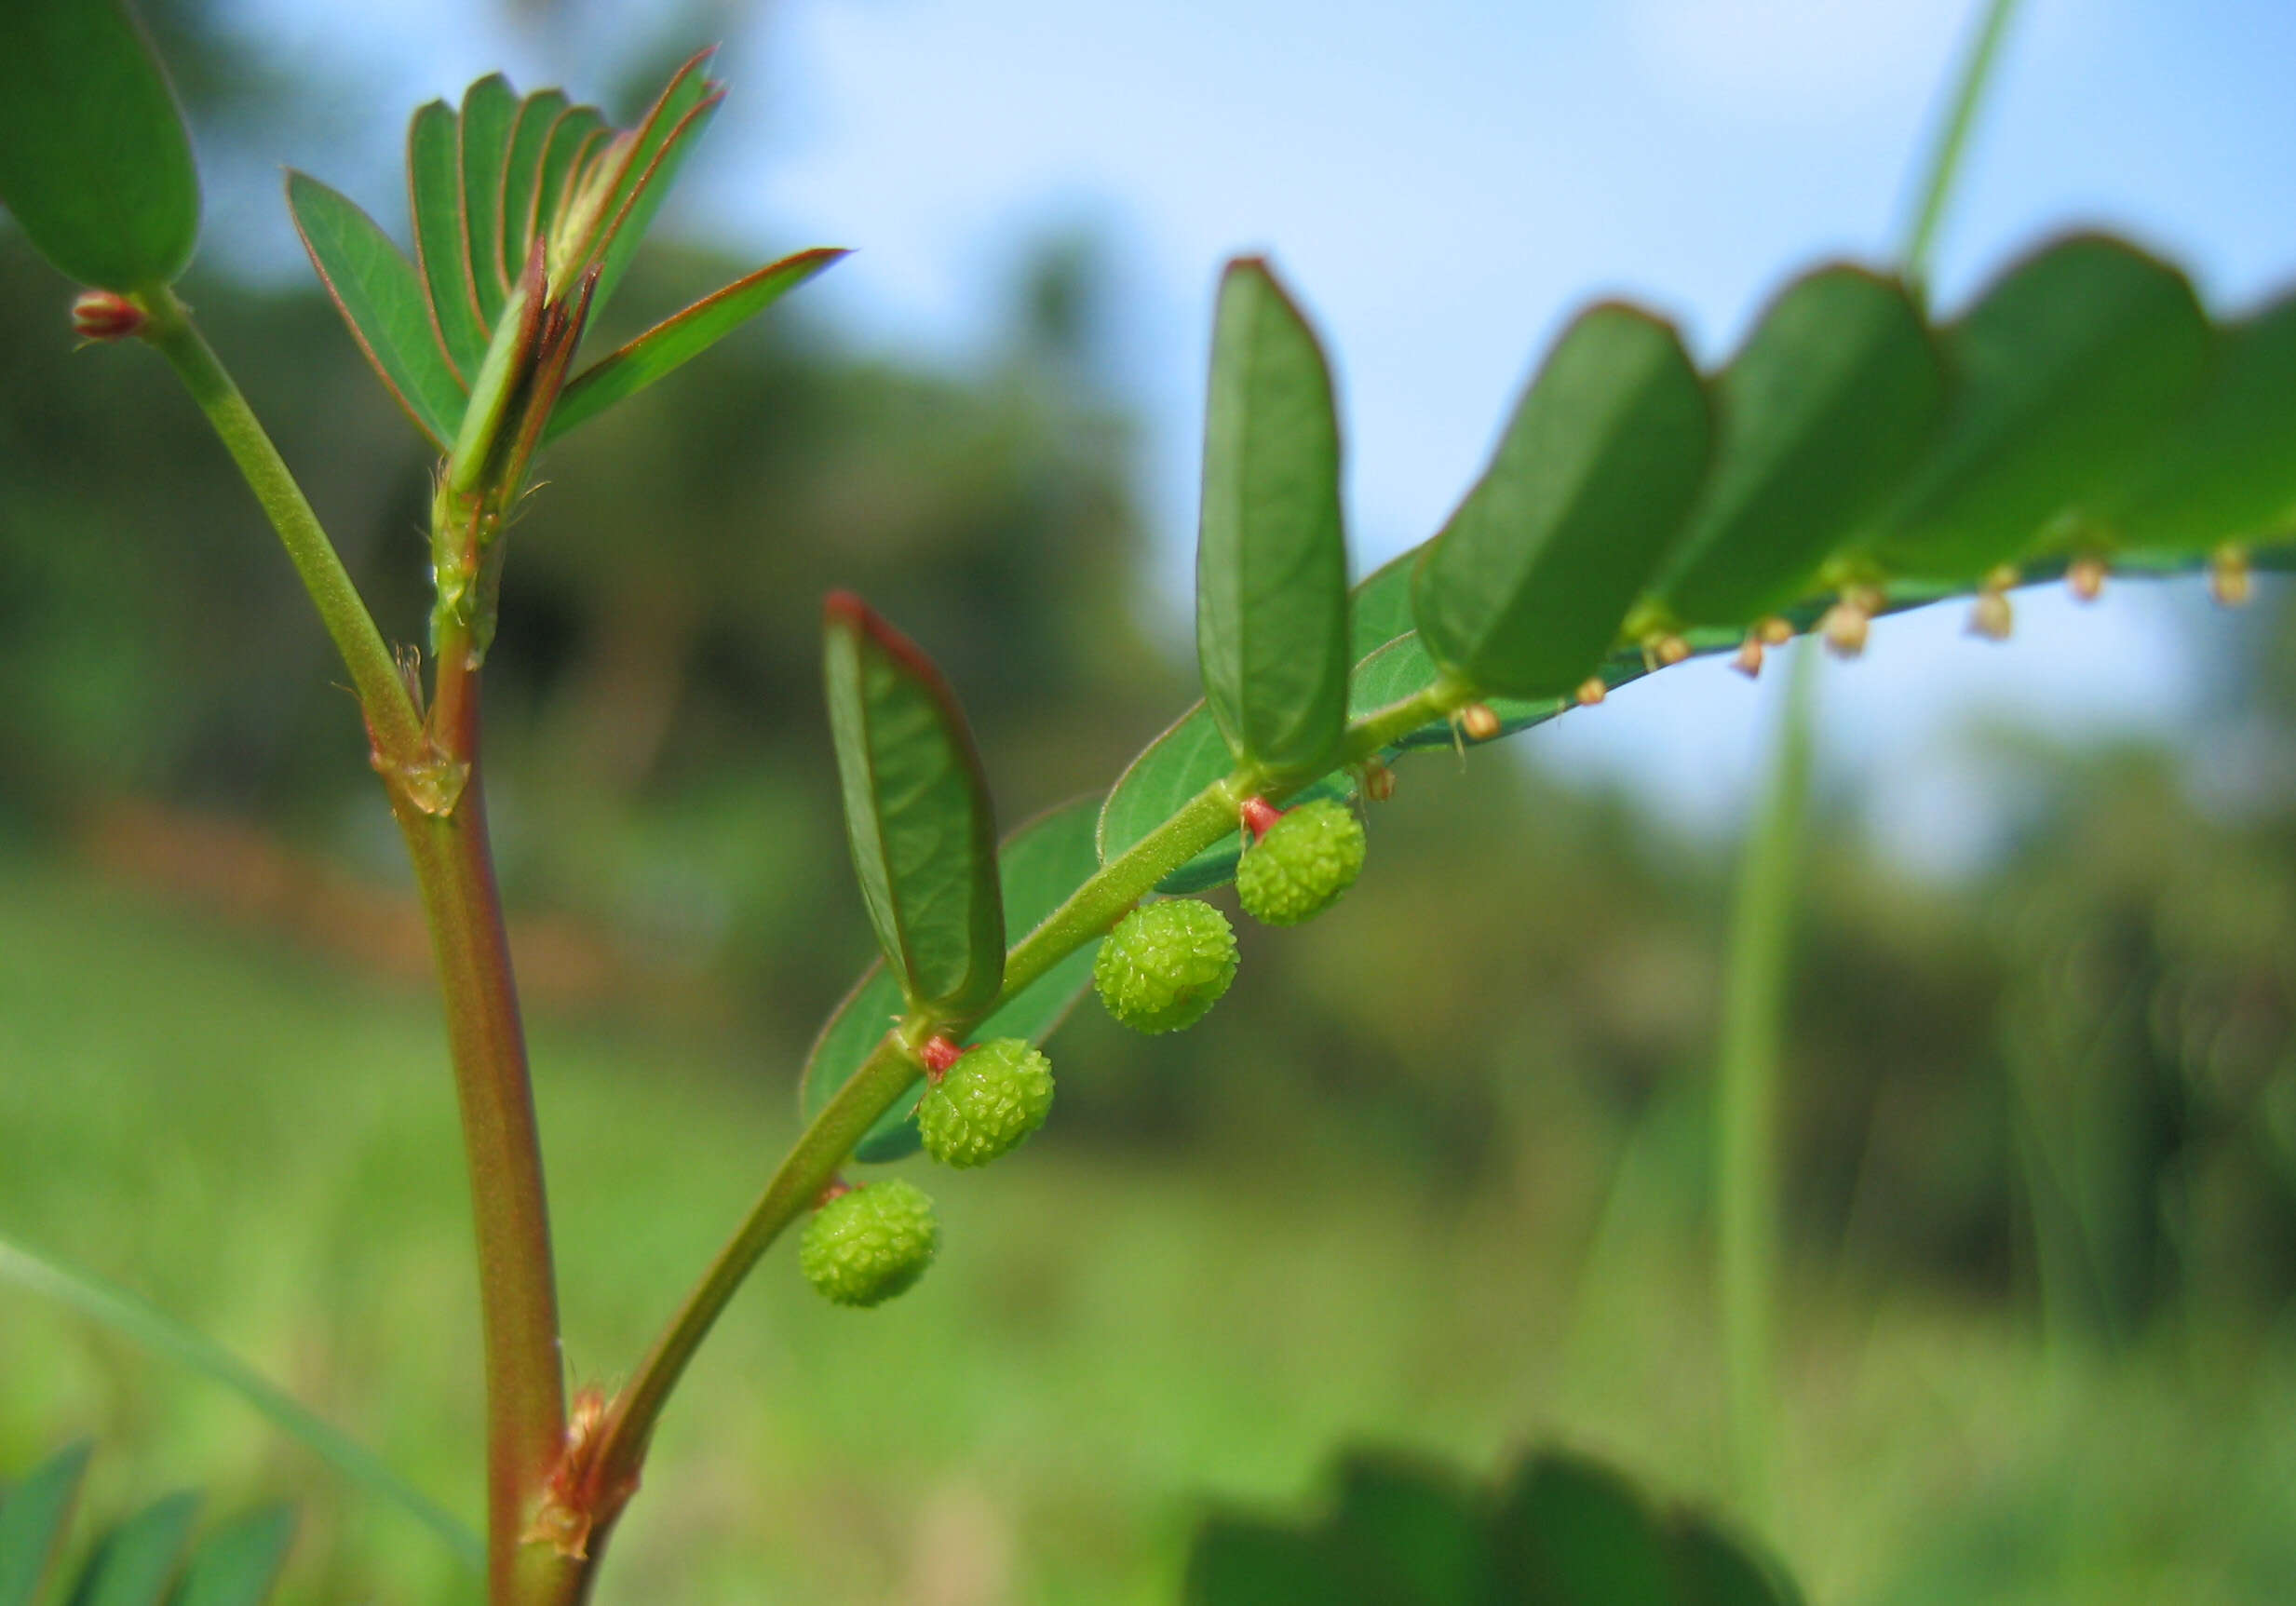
1241, 797, 1284, 842
920, 1034, 964, 1080
71, 290, 144, 341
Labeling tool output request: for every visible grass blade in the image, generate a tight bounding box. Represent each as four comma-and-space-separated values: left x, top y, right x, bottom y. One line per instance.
0, 1234, 481, 1572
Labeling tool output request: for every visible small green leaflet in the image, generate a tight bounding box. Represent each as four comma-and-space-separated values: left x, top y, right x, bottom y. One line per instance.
822, 593, 1005, 1019
1195, 259, 1352, 781
1412, 304, 1711, 700
801, 796, 1106, 1164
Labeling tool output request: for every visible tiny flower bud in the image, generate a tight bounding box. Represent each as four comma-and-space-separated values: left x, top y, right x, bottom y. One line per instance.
1574, 678, 1607, 708
1653, 634, 1691, 667
2210, 545, 2252, 608
919, 1035, 964, 1078
1757, 615, 1795, 647
1358, 758, 1397, 803
71, 290, 144, 342
2067, 555, 2107, 602
1733, 636, 1765, 679
1460, 702, 1501, 741
1967, 588, 2014, 641
1820, 600, 1871, 658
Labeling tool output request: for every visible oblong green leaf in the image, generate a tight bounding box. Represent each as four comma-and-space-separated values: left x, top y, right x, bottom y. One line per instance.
1097, 703, 1239, 894
1867, 232, 2212, 580
531, 105, 605, 257
801, 796, 1108, 1164
1656, 266, 1945, 628
586, 52, 721, 318
406, 101, 487, 382
1349, 549, 1419, 660
1413, 304, 1712, 698
0, 0, 198, 290
544, 247, 847, 443
168, 1506, 293, 1606
0, 1440, 93, 1606
1491, 1452, 1670, 1605
286, 171, 466, 451
2101, 292, 2296, 557
1665, 1515, 1803, 1606
823, 593, 1005, 1018
496, 88, 566, 289
71, 1491, 200, 1606
456, 74, 519, 326
1195, 259, 1351, 779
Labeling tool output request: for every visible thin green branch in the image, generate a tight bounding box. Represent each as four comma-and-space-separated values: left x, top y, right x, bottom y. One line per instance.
136, 286, 424, 763
0, 1231, 482, 1570
582, 674, 1472, 1564
1898, 0, 2031, 282
1715, 641, 1816, 1525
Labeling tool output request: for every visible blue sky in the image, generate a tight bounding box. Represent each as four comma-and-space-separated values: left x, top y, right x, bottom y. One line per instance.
224, 0, 2296, 866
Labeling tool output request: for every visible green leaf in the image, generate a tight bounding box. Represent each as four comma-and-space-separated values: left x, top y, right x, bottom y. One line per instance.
1867, 233, 2212, 580
1656, 266, 1945, 628
803, 796, 1107, 1164
2101, 292, 2296, 557
1413, 304, 1712, 698
822, 593, 1005, 1019
531, 106, 605, 256
0, 0, 198, 290
1349, 549, 1419, 660
456, 74, 520, 327
166, 1506, 293, 1606
1491, 1452, 1671, 1606
800, 969, 912, 1163
68, 1491, 200, 1606
1325, 1455, 1493, 1605
0, 1440, 92, 1606
1098, 703, 1239, 894
1195, 259, 1352, 779
495, 88, 567, 289
586, 51, 722, 320
545, 248, 847, 443
406, 101, 489, 382
286, 171, 466, 452
1666, 1516, 1803, 1606
1184, 1519, 1345, 1606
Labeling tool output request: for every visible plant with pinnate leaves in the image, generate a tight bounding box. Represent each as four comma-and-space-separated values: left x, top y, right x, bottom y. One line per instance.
3, 0, 2293, 1601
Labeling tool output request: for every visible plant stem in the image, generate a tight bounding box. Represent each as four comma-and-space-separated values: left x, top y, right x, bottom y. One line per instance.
1898, 0, 2030, 284
572, 678, 1467, 1578
136, 287, 423, 766
1714, 641, 1815, 1525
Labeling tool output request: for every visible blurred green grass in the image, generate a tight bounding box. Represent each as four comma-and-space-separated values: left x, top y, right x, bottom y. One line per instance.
4, 854, 2294, 1605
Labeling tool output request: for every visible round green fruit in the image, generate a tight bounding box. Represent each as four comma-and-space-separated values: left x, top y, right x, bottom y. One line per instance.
799, 1179, 939, 1308
1093, 898, 1238, 1034
919, 1038, 1055, 1167
1236, 799, 1366, 926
